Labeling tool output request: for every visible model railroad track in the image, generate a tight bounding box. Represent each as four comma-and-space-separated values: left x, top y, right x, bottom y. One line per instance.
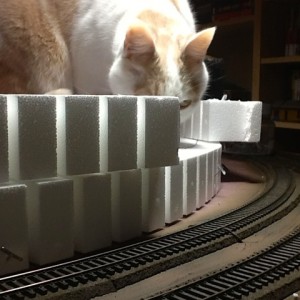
149, 227, 300, 300
0, 164, 297, 300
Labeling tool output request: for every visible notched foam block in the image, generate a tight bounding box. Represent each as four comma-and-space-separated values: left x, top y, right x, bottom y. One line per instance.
182, 99, 262, 142
73, 174, 112, 253
142, 167, 165, 232
0, 96, 8, 183
15, 95, 57, 179
65, 96, 100, 175
165, 163, 183, 224
107, 96, 137, 171
111, 169, 142, 242
26, 178, 73, 265
0, 184, 29, 276
144, 97, 180, 168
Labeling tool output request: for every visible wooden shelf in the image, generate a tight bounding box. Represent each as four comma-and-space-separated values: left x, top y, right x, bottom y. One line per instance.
275, 121, 300, 130
261, 56, 300, 65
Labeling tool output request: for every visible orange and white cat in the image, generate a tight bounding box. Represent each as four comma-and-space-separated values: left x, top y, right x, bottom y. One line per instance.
0, 0, 215, 122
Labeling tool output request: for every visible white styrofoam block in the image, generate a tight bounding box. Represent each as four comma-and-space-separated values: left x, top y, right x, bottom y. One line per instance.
206, 149, 214, 202
203, 99, 262, 142
142, 167, 165, 232
7, 95, 57, 180
197, 153, 207, 208
0, 96, 8, 183
26, 178, 73, 265
183, 156, 197, 216
107, 96, 137, 172
73, 174, 111, 253
63, 96, 100, 175
165, 163, 183, 224
111, 169, 142, 242
140, 97, 180, 168
0, 184, 29, 276
181, 99, 262, 142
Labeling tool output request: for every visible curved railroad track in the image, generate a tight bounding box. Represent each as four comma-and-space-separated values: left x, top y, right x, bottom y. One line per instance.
0, 160, 298, 300
149, 227, 300, 300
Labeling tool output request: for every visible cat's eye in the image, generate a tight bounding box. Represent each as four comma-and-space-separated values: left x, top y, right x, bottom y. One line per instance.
180, 99, 192, 110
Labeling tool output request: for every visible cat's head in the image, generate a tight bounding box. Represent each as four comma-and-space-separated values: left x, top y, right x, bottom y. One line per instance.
109, 22, 215, 123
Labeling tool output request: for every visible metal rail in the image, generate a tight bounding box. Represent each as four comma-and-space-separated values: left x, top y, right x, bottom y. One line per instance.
149, 227, 300, 300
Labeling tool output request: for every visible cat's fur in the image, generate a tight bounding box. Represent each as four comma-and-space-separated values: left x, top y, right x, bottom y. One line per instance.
0, 0, 215, 122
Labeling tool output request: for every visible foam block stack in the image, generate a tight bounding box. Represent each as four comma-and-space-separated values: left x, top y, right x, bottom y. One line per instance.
2, 94, 180, 182
181, 99, 262, 142
0, 94, 264, 276
0, 94, 180, 268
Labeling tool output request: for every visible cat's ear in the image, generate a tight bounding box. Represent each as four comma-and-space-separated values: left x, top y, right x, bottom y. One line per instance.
124, 21, 155, 64
183, 27, 216, 67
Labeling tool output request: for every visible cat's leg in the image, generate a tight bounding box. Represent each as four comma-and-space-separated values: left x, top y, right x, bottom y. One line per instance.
0, 36, 31, 93
27, 32, 72, 94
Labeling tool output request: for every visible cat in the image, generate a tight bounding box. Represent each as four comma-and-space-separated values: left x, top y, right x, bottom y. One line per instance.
0, 0, 215, 122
